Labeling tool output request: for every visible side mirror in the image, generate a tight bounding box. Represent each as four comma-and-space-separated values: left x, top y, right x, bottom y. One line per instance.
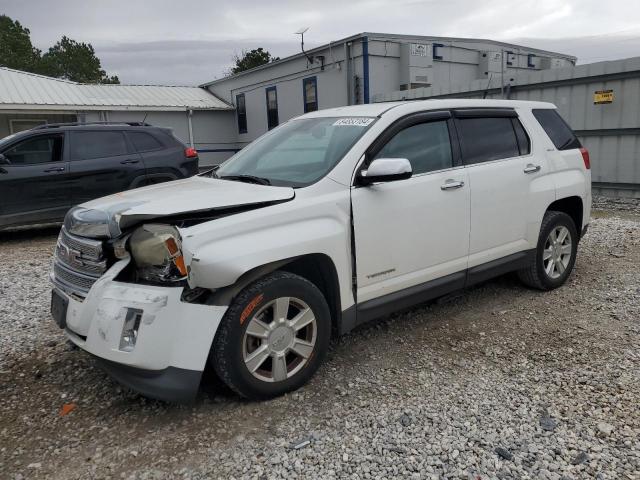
359, 158, 412, 185
0, 153, 9, 165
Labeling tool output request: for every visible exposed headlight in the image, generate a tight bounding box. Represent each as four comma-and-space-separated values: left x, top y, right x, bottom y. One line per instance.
129, 224, 188, 283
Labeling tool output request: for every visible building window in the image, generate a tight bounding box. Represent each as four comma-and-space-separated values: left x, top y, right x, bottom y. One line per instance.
265, 86, 279, 130
9, 119, 47, 134
236, 93, 247, 134
303, 77, 318, 113
505, 51, 514, 66
432, 43, 444, 60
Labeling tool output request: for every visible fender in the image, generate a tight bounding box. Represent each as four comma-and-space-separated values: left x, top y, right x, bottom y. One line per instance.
180, 190, 355, 313
551, 169, 591, 231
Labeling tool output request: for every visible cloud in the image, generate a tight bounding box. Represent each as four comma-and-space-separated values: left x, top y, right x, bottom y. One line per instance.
94, 39, 303, 85
1, 0, 639, 84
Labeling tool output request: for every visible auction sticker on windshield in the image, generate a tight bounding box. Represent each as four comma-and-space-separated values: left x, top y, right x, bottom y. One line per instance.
333, 118, 374, 127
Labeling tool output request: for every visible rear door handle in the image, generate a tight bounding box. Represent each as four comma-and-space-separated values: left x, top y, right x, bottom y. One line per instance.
43, 166, 65, 173
524, 164, 541, 174
120, 159, 140, 164
440, 179, 465, 190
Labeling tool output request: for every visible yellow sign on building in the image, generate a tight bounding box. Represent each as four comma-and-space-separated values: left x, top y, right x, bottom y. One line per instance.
594, 90, 614, 104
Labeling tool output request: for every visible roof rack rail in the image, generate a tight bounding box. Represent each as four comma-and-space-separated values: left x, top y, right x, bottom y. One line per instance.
31, 121, 152, 130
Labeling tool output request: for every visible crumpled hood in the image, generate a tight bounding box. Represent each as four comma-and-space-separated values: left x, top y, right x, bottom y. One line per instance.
66, 176, 295, 238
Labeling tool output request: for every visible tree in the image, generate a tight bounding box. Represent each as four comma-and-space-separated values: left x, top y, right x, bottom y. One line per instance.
0, 15, 41, 72
40, 36, 119, 84
229, 48, 280, 75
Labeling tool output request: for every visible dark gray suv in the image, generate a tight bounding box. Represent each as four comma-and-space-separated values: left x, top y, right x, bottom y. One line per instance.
0, 122, 199, 229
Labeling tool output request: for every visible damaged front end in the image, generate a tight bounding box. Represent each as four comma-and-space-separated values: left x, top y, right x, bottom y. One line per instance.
50, 224, 224, 402
50, 176, 296, 401
59, 255, 227, 402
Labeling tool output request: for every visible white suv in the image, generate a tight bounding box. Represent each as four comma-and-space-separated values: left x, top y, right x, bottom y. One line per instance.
50, 100, 591, 402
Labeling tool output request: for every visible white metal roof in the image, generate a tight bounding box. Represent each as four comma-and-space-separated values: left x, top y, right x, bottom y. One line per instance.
0, 67, 233, 112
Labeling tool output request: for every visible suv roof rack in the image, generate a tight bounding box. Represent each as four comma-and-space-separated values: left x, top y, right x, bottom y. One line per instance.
31, 121, 152, 130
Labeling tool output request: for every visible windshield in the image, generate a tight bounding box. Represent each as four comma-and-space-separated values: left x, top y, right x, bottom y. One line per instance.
216, 116, 375, 187
0, 132, 19, 148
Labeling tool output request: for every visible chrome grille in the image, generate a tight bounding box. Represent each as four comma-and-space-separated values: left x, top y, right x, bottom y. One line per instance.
52, 227, 108, 299
59, 227, 103, 258
53, 262, 99, 294
55, 241, 107, 275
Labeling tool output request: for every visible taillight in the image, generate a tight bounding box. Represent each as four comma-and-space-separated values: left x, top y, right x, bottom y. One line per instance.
580, 147, 590, 170
185, 147, 198, 158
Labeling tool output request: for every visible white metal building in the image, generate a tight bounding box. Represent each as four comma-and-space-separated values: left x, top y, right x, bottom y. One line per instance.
374, 56, 640, 197
202, 32, 576, 146
0, 67, 235, 165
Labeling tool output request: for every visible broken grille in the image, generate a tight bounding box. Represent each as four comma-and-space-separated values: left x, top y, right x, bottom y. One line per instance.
51, 227, 108, 299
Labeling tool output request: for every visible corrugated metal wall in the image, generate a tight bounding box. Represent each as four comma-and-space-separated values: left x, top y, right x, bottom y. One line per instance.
374, 57, 640, 197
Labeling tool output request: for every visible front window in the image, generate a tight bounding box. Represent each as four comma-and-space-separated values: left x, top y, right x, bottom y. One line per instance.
216, 116, 375, 187
2, 134, 64, 165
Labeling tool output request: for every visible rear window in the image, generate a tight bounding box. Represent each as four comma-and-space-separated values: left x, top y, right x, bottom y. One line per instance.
532, 109, 581, 150
128, 131, 163, 152
457, 117, 520, 164
71, 131, 129, 160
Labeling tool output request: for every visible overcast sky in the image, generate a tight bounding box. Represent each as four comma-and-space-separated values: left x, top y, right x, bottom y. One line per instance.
2, 0, 640, 85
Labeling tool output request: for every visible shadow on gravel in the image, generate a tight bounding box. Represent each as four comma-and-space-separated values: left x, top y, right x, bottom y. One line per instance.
0, 224, 61, 242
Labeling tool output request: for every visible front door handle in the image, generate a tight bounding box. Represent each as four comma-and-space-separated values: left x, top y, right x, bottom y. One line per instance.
120, 159, 140, 164
440, 179, 465, 190
43, 166, 65, 173
524, 164, 541, 174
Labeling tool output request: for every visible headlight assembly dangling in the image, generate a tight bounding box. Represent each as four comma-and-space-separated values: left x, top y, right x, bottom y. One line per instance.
129, 224, 188, 283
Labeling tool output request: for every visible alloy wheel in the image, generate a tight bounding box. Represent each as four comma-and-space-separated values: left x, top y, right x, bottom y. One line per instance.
543, 225, 572, 279
242, 297, 317, 382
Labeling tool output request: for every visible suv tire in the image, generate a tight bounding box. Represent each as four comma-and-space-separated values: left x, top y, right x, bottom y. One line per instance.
518, 211, 578, 290
211, 271, 331, 399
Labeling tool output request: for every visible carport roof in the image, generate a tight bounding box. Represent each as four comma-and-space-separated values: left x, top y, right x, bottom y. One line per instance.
0, 67, 233, 112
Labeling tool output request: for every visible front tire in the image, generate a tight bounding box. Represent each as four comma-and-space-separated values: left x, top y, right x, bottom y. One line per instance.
518, 211, 578, 290
211, 271, 331, 399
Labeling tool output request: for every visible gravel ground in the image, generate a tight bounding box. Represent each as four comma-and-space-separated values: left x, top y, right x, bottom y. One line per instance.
1, 199, 639, 480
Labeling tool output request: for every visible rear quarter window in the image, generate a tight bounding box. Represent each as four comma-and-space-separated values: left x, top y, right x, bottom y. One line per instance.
128, 131, 164, 152
532, 109, 581, 150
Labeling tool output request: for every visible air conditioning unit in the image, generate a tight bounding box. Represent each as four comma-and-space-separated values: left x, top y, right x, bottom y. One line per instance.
540, 57, 568, 70
478, 51, 504, 77
399, 43, 432, 90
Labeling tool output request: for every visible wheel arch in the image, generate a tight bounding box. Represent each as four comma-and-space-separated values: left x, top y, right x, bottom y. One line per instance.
206, 253, 344, 336
546, 196, 583, 236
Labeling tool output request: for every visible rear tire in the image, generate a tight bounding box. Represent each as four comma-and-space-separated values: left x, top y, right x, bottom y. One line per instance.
211, 271, 331, 400
518, 211, 578, 290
